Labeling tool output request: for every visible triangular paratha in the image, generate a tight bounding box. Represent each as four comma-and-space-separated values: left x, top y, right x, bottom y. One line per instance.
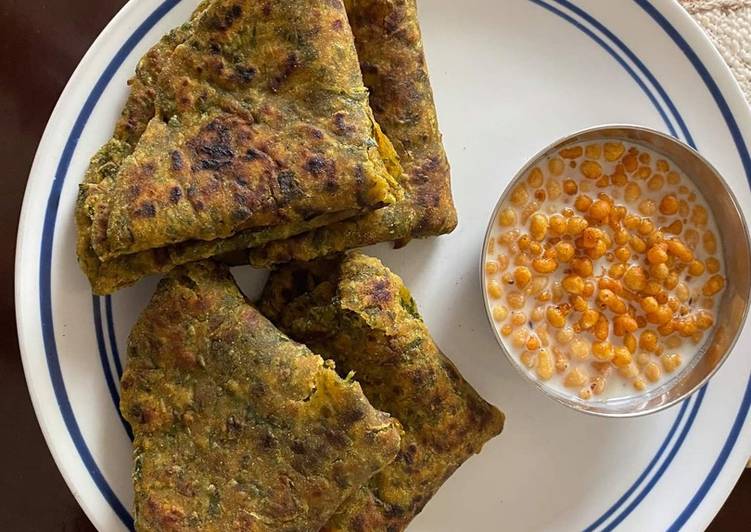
249, 0, 457, 267
121, 261, 401, 531
259, 252, 504, 531
77, 0, 401, 293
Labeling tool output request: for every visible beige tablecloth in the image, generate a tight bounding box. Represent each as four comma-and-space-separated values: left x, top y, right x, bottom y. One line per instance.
680, 0, 751, 468
681, 0, 751, 101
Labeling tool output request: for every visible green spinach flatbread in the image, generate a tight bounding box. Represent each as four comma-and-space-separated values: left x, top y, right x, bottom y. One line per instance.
259, 253, 504, 531
249, 0, 457, 267
121, 261, 401, 531
77, 0, 401, 293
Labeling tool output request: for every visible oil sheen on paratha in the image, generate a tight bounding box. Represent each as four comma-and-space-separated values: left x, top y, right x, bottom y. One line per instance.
259, 253, 504, 531
121, 261, 401, 531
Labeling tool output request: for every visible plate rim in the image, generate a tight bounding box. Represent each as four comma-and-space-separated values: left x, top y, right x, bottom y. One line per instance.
633, 1, 751, 528
15, 1, 184, 530
15, 0, 751, 530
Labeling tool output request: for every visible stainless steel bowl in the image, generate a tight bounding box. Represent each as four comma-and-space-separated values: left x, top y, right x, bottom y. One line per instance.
481, 125, 751, 417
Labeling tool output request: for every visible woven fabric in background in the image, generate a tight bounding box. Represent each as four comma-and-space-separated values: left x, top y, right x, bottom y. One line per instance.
681, 0, 751, 101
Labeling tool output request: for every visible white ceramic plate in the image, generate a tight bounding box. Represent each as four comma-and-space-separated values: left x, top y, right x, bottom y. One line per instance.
16, 0, 751, 530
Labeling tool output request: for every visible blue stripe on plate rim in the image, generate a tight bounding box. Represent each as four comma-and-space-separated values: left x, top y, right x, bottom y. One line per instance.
94, 1, 699, 530
39, 2, 182, 530
96, 295, 133, 437
91, 0, 717, 529
34, 0, 750, 530
632, 0, 751, 529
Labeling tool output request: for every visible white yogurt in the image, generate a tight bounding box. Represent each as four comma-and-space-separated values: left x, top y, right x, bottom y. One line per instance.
484, 140, 725, 402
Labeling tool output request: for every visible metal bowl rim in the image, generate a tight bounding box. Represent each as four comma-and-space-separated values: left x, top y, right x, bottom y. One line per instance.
479, 123, 751, 418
